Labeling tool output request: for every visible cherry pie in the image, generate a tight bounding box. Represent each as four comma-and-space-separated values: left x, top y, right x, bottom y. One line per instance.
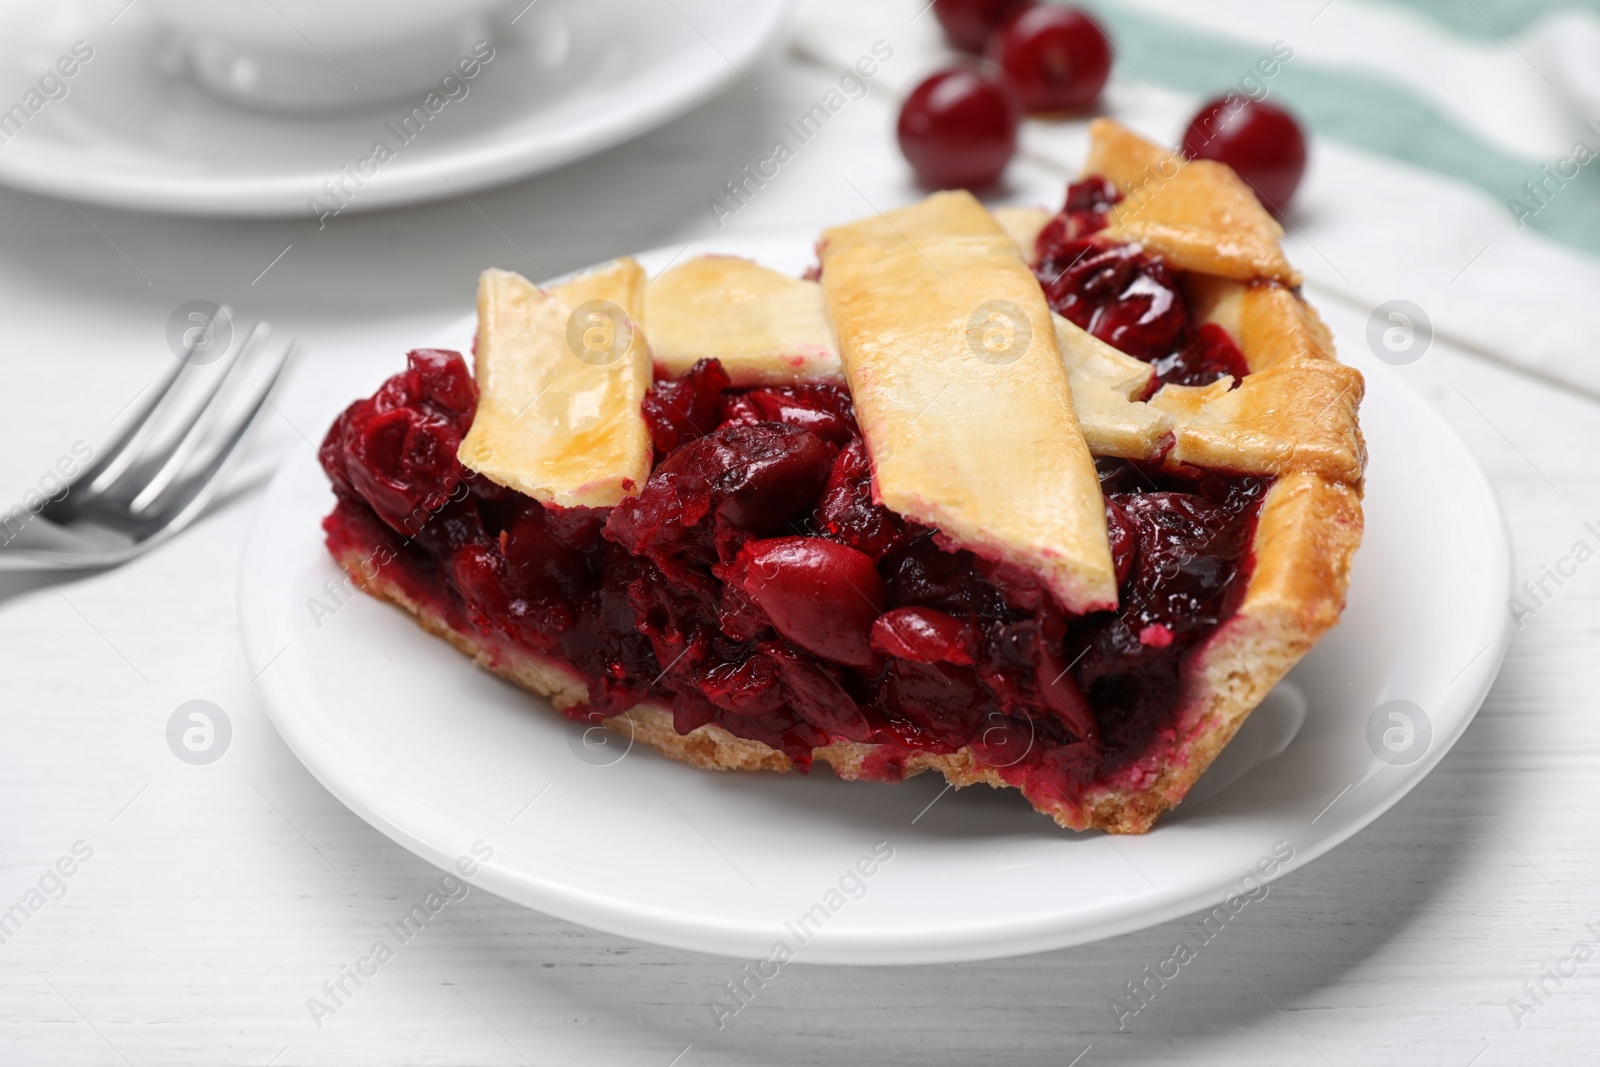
319, 120, 1364, 833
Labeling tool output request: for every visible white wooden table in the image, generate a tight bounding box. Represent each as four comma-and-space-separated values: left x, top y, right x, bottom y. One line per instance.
2, 36, 1596, 1067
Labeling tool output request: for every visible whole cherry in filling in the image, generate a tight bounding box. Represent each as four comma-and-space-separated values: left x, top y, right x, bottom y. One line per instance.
1034, 177, 1251, 387
321, 348, 1268, 809
723, 537, 886, 669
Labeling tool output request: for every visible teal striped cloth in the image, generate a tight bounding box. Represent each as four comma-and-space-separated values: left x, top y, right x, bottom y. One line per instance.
1376, 0, 1600, 38
1093, 0, 1600, 257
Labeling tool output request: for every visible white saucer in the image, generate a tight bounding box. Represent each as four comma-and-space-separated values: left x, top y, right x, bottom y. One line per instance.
0, 0, 790, 216
240, 234, 1511, 964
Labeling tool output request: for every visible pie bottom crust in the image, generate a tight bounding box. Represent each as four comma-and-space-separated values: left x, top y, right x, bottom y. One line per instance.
331, 469, 1360, 834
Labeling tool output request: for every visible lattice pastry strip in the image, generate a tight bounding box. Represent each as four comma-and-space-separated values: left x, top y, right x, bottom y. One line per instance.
1185, 274, 1338, 373
819, 190, 1119, 615
1051, 312, 1172, 461
1152, 359, 1365, 483
644, 256, 840, 385
1082, 118, 1301, 286
459, 261, 653, 508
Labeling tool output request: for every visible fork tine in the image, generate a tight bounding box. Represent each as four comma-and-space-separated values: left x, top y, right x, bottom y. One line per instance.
68, 306, 233, 502
141, 339, 303, 535
54, 355, 188, 506
126, 322, 271, 514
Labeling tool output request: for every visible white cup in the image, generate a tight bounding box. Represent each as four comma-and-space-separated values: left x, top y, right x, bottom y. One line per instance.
142, 0, 512, 111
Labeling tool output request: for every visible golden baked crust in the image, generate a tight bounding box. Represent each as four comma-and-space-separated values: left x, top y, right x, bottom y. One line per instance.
1085, 117, 1301, 286
339, 120, 1364, 834
1153, 359, 1366, 482
820, 190, 1117, 615
1185, 275, 1338, 373
991, 203, 1054, 257
645, 255, 841, 385
1052, 312, 1171, 460
458, 261, 652, 507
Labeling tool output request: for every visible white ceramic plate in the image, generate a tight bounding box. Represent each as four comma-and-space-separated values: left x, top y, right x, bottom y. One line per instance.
241, 233, 1511, 964
0, 0, 789, 216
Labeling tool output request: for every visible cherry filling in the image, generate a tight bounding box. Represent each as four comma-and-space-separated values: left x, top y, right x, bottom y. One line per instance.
320, 350, 1268, 813
1034, 177, 1251, 388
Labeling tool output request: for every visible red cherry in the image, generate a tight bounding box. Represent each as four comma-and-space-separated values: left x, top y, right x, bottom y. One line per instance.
734, 536, 887, 669
897, 66, 1021, 190
988, 3, 1112, 113
1181, 97, 1308, 213
1103, 498, 1136, 587
932, 0, 1028, 53
1034, 637, 1097, 742
871, 607, 973, 665
450, 542, 509, 619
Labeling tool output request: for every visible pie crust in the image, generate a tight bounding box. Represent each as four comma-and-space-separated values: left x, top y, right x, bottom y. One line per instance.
645, 255, 840, 385
458, 261, 653, 508
820, 190, 1117, 615
324, 120, 1365, 834
1052, 312, 1170, 460
1083, 118, 1301, 285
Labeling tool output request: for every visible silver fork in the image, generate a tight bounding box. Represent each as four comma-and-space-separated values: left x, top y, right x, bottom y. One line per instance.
0, 315, 302, 571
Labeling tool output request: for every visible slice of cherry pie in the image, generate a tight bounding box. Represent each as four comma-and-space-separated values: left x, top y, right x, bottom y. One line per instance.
318, 120, 1364, 833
